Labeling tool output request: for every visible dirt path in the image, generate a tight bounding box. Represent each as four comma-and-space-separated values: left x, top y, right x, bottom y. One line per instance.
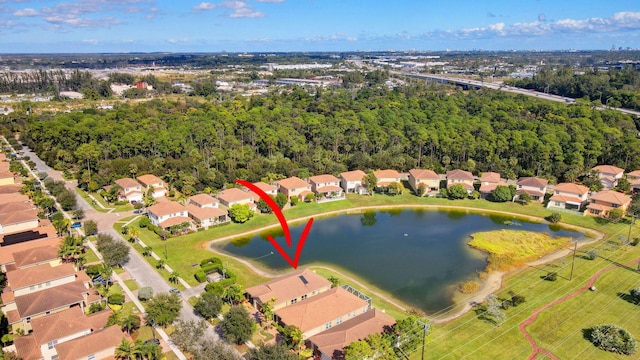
203, 204, 604, 322
518, 257, 640, 360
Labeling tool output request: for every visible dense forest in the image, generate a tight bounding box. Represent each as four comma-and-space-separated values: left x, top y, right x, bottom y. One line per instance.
2, 84, 640, 196
506, 65, 640, 110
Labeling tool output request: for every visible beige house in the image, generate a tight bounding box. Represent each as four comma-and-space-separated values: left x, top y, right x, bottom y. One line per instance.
516, 177, 548, 202
146, 201, 191, 229
627, 170, 640, 192
275, 287, 370, 338
547, 183, 590, 211
446, 169, 475, 193
0, 238, 61, 273
276, 176, 313, 201
136, 174, 167, 198
585, 190, 632, 218
216, 188, 257, 211
8, 245, 61, 271
592, 165, 625, 189
246, 268, 332, 311
6, 263, 77, 297
340, 170, 367, 195
478, 172, 509, 198
186, 205, 228, 229
188, 194, 220, 208
53, 325, 124, 360
373, 169, 401, 188
114, 177, 143, 203
309, 174, 344, 200
308, 309, 396, 360
0, 207, 39, 235
408, 169, 440, 195
248, 182, 278, 197
0, 193, 30, 206
0, 171, 15, 186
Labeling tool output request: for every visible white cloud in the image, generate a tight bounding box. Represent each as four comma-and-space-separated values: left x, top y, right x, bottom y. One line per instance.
192, 1, 264, 18
255, 0, 285, 2
82, 39, 99, 45
166, 38, 189, 44
14, 8, 39, 17
193, 2, 216, 11
305, 32, 358, 42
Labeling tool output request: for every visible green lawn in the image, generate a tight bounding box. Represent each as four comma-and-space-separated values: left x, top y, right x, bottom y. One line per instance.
83, 246, 101, 263
124, 279, 140, 291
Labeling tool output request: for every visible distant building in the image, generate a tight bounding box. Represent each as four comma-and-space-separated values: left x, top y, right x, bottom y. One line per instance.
408, 169, 440, 195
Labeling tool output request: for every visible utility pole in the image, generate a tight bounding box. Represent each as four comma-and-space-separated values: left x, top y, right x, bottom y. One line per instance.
417, 319, 430, 360
569, 241, 578, 281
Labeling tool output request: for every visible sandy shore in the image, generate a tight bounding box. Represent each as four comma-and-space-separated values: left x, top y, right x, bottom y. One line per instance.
202, 204, 604, 323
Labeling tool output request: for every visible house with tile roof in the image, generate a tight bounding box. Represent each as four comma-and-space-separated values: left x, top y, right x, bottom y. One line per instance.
188, 194, 219, 208
585, 190, 632, 218
408, 169, 440, 196
339, 170, 367, 195
627, 170, 640, 192
0, 193, 30, 206
0, 238, 61, 272
146, 201, 192, 229
308, 308, 396, 360
246, 182, 278, 197
275, 287, 370, 338
0, 170, 15, 186
54, 325, 124, 360
136, 174, 167, 198
547, 183, 590, 211
114, 177, 143, 203
246, 268, 332, 311
446, 169, 475, 194
276, 176, 313, 201
11, 245, 60, 270
516, 177, 549, 203
6, 263, 77, 297
592, 165, 625, 189
0, 204, 39, 235
478, 172, 508, 199
0, 184, 24, 194
216, 188, 258, 211
12, 307, 111, 360
186, 204, 228, 229
373, 169, 401, 189
309, 174, 344, 201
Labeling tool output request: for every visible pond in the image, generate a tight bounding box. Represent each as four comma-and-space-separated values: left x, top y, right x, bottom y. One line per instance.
214, 208, 585, 313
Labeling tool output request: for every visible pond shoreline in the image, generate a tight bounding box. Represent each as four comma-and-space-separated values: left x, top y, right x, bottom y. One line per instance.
202, 204, 604, 323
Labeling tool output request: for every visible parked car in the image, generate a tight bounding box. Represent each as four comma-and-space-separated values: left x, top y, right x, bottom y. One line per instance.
92, 275, 113, 286
169, 288, 181, 297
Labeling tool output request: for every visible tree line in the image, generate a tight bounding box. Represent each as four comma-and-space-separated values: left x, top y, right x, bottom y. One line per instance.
3, 84, 640, 196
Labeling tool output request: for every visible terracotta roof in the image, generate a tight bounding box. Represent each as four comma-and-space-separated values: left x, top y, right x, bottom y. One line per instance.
309, 174, 340, 184
516, 189, 545, 197
7, 263, 76, 290
159, 216, 192, 228
590, 190, 632, 206
309, 309, 395, 359
592, 165, 624, 175
448, 182, 474, 191
0, 184, 24, 194
316, 186, 343, 193
517, 177, 549, 188
14, 281, 88, 319
6, 309, 19, 324
251, 182, 277, 193
627, 170, 640, 178
12, 245, 59, 268
276, 176, 310, 190
246, 268, 331, 305
0, 201, 35, 215
480, 172, 501, 183
217, 188, 256, 204
479, 181, 509, 193
114, 178, 140, 189
554, 183, 589, 195
586, 203, 607, 211
0, 209, 38, 226
275, 287, 369, 334
2, 290, 14, 304
0, 237, 61, 265
373, 169, 400, 179
186, 204, 227, 221
340, 170, 366, 182
446, 169, 474, 181
188, 193, 219, 207
549, 194, 585, 205
55, 325, 124, 360
31, 307, 110, 345
136, 174, 164, 187
13, 334, 41, 360
0, 171, 14, 179
408, 169, 439, 180
147, 201, 186, 217
0, 193, 29, 205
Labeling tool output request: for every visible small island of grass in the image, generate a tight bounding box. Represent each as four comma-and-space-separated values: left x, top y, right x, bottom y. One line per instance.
469, 230, 572, 272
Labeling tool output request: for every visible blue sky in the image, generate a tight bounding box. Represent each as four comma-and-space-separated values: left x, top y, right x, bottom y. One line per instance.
1, 0, 639, 53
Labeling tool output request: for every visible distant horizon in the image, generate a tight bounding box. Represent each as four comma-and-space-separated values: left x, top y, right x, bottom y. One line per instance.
1, 1, 639, 53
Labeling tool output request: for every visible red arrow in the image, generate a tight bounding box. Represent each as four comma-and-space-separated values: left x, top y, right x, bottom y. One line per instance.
235, 180, 314, 269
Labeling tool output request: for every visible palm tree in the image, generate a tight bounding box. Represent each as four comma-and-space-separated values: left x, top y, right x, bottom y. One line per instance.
223, 284, 244, 305
168, 272, 180, 284
99, 264, 113, 289
114, 338, 134, 360
120, 315, 140, 335
127, 226, 140, 243
142, 246, 153, 257
155, 259, 165, 269
260, 297, 275, 329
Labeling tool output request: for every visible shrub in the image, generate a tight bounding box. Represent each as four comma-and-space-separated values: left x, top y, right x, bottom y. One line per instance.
195, 269, 207, 283
200, 257, 222, 267
88, 302, 105, 314
459, 281, 480, 294
138, 286, 153, 301
630, 287, 640, 302
509, 292, 526, 306
108, 293, 125, 305
85, 264, 102, 278
205, 282, 225, 296
139, 217, 151, 228
586, 249, 599, 260
290, 196, 298, 206
589, 324, 637, 355
544, 272, 558, 281
546, 212, 562, 223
